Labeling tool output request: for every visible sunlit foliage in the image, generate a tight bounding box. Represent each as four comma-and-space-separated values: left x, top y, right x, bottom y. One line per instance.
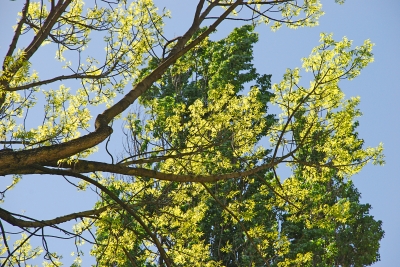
0, 1, 383, 266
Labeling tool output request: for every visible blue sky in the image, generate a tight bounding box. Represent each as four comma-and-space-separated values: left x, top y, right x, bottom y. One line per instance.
0, 0, 399, 266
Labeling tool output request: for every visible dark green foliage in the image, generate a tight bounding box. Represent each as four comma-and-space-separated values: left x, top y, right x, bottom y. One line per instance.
141, 25, 272, 107
280, 178, 384, 267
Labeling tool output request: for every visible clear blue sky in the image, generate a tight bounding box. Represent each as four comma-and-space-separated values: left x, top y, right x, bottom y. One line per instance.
0, 1, 399, 266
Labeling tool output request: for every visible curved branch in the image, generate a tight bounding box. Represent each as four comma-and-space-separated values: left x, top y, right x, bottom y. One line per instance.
119, 147, 210, 166
6, 72, 114, 92
47, 153, 293, 182
0, 206, 108, 228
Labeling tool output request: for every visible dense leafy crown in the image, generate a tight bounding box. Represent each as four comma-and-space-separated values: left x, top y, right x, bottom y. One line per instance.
0, 1, 383, 267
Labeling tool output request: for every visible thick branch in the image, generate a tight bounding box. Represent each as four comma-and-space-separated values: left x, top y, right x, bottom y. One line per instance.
0, 1, 241, 175
0, 124, 112, 172
24, 0, 73, 63
99, 1, 243, 125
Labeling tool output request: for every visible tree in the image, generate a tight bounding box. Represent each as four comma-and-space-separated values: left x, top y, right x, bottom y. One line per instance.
0, 1, 384, 266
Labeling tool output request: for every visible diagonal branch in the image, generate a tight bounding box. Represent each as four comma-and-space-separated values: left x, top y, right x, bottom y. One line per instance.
24, 0, 73, 63
3, 0, 73, 84
4, 0, 30, 61
31, 165, 173, 267
99, 0, 243, 126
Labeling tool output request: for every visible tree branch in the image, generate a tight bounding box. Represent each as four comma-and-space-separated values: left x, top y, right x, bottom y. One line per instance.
4, 0, 30, 60
99, 0, 243, 126
0, 206, 108, 228
30, 165, 173, 267
0, 124, 112, 172
0, 1, 242, 176
46, 154, 292, 182
6, 72, 114, 92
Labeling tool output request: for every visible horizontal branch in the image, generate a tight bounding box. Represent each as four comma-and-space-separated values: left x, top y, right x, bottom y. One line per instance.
0, 206, 108, 228
215, 0, 292, 6
47, 156, 289, 182
6, 72, 113, 92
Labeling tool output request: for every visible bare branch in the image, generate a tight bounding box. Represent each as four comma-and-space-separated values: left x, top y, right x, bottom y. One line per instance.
4, 0, 30, 60
0, 206, 108, 228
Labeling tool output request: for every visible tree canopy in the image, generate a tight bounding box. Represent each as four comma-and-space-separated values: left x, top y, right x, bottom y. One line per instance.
0, 1, 384, 266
